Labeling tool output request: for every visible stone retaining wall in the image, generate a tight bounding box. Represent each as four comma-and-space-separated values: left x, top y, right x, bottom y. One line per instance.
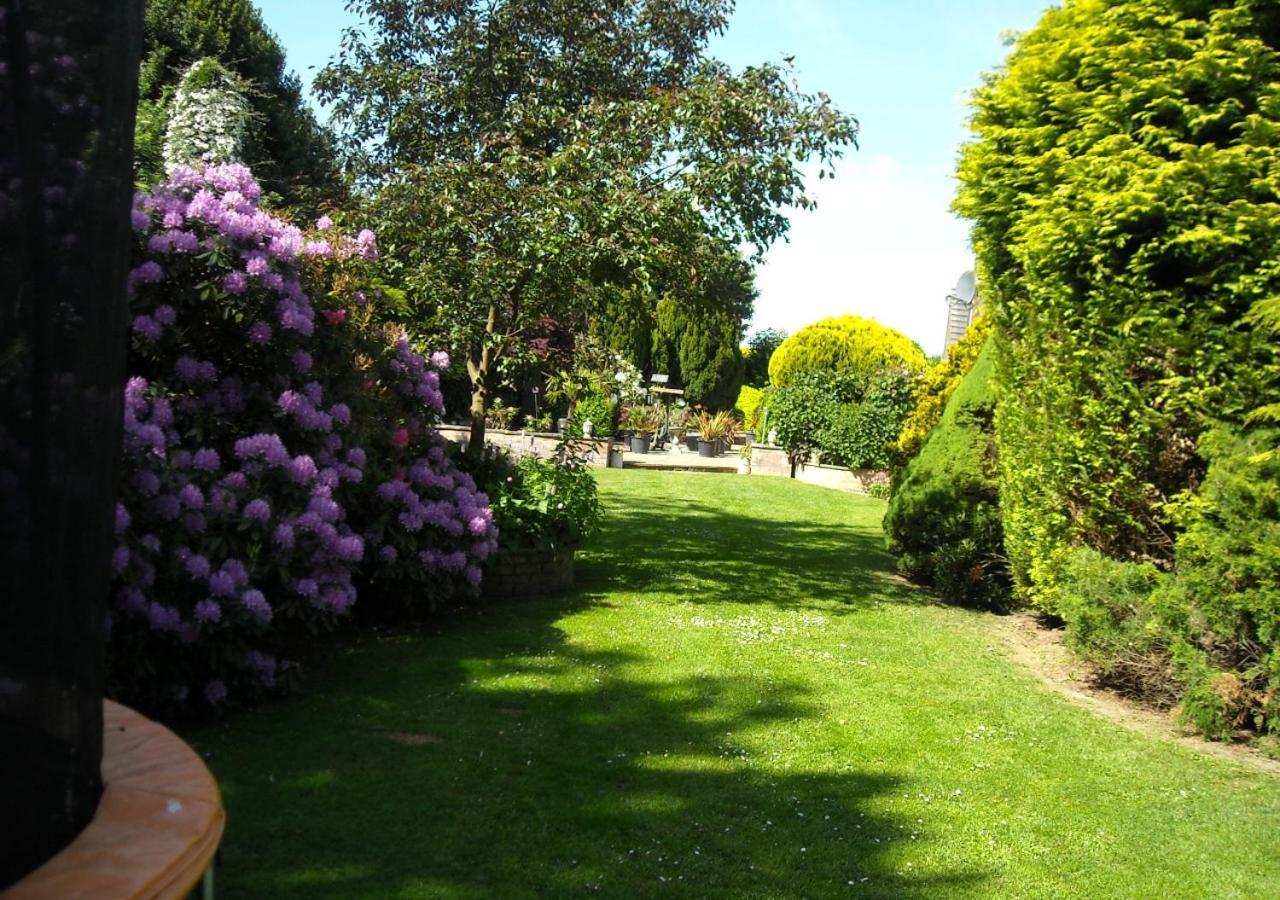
749, 444, 884, 494
437, 425, 612, 465
482, 545, 576, 600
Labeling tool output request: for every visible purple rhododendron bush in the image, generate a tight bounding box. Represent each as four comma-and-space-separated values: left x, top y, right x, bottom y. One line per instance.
111, 163, 497, 711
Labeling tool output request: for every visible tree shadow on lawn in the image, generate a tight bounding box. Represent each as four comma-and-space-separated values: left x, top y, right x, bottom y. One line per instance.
202, 593, 988, 898
576, 494, 920, 612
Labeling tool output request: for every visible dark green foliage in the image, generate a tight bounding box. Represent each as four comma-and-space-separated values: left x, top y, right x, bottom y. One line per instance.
883, 342, 1010, 610
136, 0, 339, 205
1157, 427, 1280, 736
481, 453, 604, 551
743, 327, 787, 387
818, 376, 914, 470
671, 308, 746, 410
624, 243, 752, 409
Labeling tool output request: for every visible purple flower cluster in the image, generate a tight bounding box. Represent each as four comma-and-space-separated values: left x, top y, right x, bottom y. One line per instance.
113, 163, 496, 711
388, 336, 446, 413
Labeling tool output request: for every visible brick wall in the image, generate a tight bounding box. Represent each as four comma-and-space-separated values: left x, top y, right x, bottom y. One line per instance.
481, 545, 577, 600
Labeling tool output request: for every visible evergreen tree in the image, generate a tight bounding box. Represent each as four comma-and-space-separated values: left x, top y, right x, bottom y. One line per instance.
136, 0, 340, 208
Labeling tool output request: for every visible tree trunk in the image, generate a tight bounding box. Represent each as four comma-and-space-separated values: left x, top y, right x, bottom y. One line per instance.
467, 376, 488, 456
465, 303, 499, 458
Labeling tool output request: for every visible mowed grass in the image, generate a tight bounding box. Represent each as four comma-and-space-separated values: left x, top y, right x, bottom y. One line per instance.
187, 469, 1280, 898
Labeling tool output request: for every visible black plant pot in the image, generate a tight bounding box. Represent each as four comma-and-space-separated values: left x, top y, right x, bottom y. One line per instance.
698, 439, 716, 458
630, 435, 651, 454
685, 434, 699, 451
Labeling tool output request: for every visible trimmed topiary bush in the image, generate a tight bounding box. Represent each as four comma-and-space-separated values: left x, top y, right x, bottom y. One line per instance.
883, 341, 1009, 610
768, 315, 927, 388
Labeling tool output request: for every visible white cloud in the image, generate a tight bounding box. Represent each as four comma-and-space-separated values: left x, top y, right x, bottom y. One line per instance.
748, 154, 973, 356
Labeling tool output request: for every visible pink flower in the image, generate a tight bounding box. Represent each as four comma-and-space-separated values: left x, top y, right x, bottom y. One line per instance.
323, 308, 347, 326
390, 428, 409, 449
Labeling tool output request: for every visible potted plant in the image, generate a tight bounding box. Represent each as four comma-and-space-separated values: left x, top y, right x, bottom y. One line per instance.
694, 410, 738, 457
621, 404, 664, 453
738, 441, 753, 474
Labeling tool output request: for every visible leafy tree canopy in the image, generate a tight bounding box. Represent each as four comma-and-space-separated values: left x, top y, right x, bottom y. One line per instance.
315, 0, 856, 449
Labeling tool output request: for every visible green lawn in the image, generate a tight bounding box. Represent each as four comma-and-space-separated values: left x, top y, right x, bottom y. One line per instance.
189, 470, 1280, 898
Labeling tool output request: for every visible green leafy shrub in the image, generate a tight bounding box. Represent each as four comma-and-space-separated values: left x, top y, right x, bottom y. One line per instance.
818, 375, 913, 470
483, 451, 604, 552
1156, 427, 1280, 737
566, 391, 616, 438
765, 370, 912, 470
735, 385, 765, 433
763, 372, 848, 465
1052, 427, 1280, 739
768, 315, 927, 388
883, 342, 1010, 610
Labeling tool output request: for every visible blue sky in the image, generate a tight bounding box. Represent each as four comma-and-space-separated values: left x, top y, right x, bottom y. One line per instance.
257, 0, 1052, 354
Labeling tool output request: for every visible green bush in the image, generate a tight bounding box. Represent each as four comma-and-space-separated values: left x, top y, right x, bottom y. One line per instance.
883, 341, 1010, 610
956, 0, 1280, 613
768, 315, 927, 388
567, 391, 617, 438
1157, 427, 1280, 737
763, 372, 850, 465
818, 375, 914, 470
890, 313, 991, 467
735, 385, 766, 433
484, 452, 604, 552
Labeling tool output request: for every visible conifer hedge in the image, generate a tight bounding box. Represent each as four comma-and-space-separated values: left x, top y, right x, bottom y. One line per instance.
955, 0, 1280, 738
956, 0, 1280, 610
884, 341, 1009, 610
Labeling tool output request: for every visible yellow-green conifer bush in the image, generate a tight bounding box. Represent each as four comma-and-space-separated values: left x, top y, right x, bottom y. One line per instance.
890, 313, 991, 467
957, 0, 1280, 740
767, 315, 927, 388
734, 385, 765, 433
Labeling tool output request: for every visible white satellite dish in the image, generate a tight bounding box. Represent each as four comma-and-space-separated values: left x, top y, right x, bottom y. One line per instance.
951, 271, 978, 305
